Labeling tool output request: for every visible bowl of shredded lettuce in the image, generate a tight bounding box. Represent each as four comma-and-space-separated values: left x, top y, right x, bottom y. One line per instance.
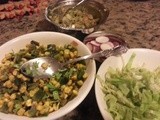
95, 48, 160, 120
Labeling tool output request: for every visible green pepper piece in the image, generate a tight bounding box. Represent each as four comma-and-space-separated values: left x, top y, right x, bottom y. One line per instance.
28, 106, 37, 117
0, 102, 9, 113
33, 89, 45, 101
53, 90, 60, 100
31, 40, 39, 46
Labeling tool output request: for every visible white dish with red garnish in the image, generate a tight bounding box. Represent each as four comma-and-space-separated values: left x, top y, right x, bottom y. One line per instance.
84, 31, 127, 62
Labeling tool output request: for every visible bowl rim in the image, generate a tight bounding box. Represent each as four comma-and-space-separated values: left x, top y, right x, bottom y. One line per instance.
0, 31, 96, 120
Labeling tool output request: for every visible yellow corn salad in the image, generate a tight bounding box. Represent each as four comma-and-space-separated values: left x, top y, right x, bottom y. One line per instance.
0, 41, 88, 117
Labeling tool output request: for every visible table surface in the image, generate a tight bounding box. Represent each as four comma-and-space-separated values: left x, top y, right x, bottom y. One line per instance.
0, 0, 160, 120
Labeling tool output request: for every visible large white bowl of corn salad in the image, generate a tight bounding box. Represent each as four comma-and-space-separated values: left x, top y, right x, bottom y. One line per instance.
0, 32, 96, 120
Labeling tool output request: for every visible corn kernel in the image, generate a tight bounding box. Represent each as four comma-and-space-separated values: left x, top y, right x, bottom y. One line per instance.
55, 82, 60, 88
72, 90, 78, 96
61, 85, 66, 91
67, 80, 72, 85
44, 101, 50, 107
5, 53, 12, 59
77, 80, 83, 86
73, 51, 78, 56
43, 86, 49, 92
8, 101, 14, 112
9, 74, 15, 81
83, 73, 88, 79
10, 93, 16, 100
36, 104, 43, 111
64, 94, 68, 99
17, 74, 23, 79
1, 58, 6, 63
70, 52, 74, 58
22, 76, 28, 81
64, 49, 70, 58
29, 90, 36, 97
17, 108, 25, 116
44, 51, 50, 56
41, 62, 49, 70
71, 75, 77, 81
20, 85, 26, 93
12, 70, 18, 76
49, 106, 54, 112
51, 79, 57, 86
26, 99, 32, 107
64, 86, 71, 94
4, 93, 10, 98
4, 98, 9, 102
4, 61, 11, 66
52, 103, 59, 111
3, 80, 12, 88
0, 100, 4, 108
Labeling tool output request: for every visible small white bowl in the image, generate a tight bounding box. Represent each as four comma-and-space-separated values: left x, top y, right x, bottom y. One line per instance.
0, 32, 96, 120
95, 48, 160, 120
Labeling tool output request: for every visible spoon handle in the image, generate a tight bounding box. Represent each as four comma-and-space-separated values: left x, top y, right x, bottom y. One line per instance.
63, 45, 128, 66
73, 0, 87, 9
61, 0, 87, 18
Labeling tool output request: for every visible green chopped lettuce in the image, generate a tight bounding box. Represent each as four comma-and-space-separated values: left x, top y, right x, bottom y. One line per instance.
53, 90, 60, 100
97, 53, 160, 120
25, 62, 39, 77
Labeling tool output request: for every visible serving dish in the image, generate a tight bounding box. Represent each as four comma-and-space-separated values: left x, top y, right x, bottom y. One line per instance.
45, 0, 109, 34
0, 32, 96, 120
95, 48, 160, 120
83, 31, 128, 62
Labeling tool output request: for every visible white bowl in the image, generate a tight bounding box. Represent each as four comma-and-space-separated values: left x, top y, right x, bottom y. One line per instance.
0, 32, 96, 120
95, 48, 160, 120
